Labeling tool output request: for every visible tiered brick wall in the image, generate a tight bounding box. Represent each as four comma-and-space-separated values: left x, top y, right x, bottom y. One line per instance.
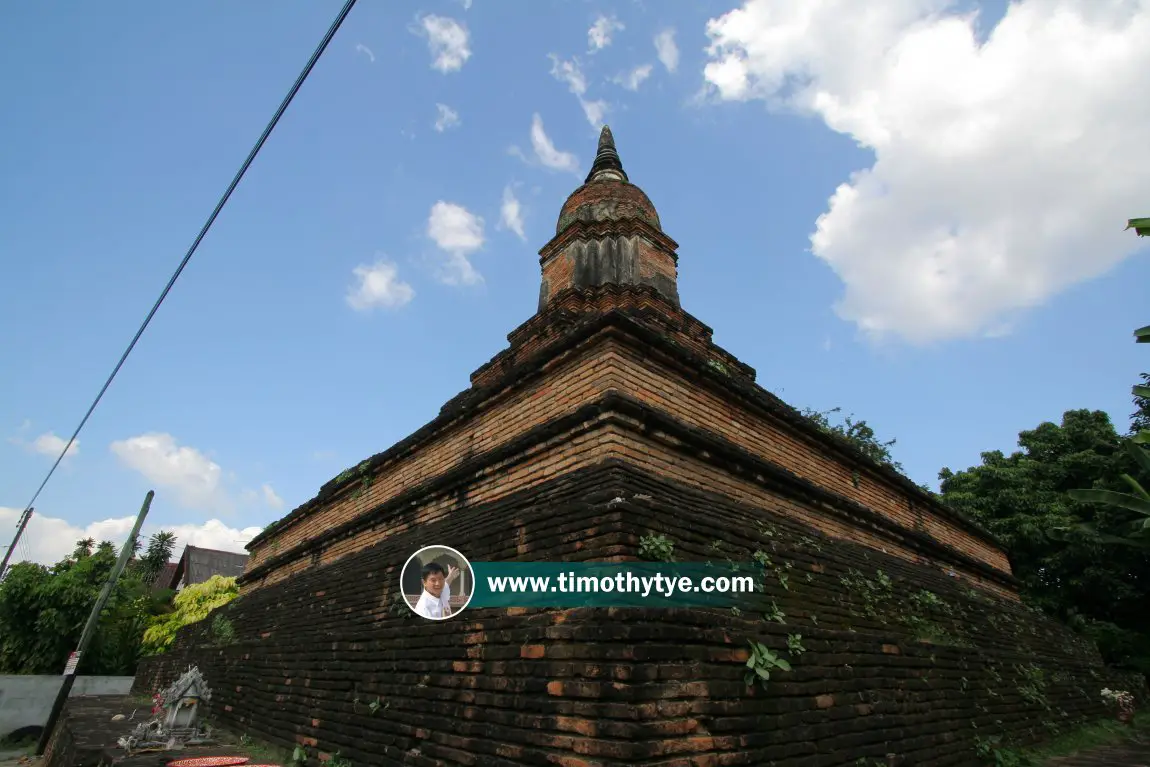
136, 464, 1143, 767
244, 308, 1010, 594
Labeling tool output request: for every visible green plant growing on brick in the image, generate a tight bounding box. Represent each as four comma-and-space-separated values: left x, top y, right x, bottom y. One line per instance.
752, 550, 772, 568
730, 606, 742, 617
764, 601, 786, 624
210, 614, 237, 646
639, 533, 675, 562
908, 589, 950, 613
1015, 663, 1049, 710
744, 640, 791, 689
352, 476, 373, 499
322, 752, 353, 767
754, 520, 777, 538
839, 568, 894, 621
786, 633, 806, 656
291, 745, 309, 766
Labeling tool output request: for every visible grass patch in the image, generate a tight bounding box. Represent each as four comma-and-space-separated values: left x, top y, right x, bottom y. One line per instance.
1025, 712, 1150, 762
0, 725, 42, 753
234, 731, 299, 764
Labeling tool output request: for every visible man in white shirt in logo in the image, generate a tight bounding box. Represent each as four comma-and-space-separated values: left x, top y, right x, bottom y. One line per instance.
413, 562, 460, 620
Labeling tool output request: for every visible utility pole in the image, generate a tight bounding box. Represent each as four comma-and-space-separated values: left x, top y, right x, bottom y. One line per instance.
0, 507, 33, 581
36, 491, 154, 757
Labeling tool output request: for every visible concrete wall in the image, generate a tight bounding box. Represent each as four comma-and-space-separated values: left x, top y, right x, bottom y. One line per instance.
0, 676, 134, 739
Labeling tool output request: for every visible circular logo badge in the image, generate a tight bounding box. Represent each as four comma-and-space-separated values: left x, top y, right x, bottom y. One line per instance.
400, 545, 474, 621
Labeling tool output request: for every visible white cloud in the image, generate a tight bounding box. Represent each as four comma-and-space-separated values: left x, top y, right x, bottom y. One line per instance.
261, 484, 284, 510
499, 186, 527, 240
615, 64, 653, 91
654, 28, 679, 73
434, 103, 460, 132
589, 15, 625, 51
548, 55, 609, 127
110, 433, 229, 511
427, 202, 485, 285
702, 0, 1150, 344
23, 431, 78, 459
580, 98, 608, 127
550, 54, 588, 95
0, 506, 262, 567
165, 519, 263, 556
347, 260, 415, 311
460, 0, 473, 8
355, 43, 375, 63
523, 113, 580, 174
417, 15, 471, 73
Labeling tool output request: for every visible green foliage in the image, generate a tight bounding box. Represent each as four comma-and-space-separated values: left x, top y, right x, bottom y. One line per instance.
744, 640, 791, 689
638, 534, 675, 562
0, 538, 174, 675
141, 574, 239, 655
800, 406, 904, 473
786, 633, 806, 656
939, 407, 1150, 673
973, 734, 1026, 767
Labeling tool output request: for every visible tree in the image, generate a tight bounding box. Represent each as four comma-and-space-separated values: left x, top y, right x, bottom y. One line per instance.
1065, 325, 1150, 548
1067, 440, 1150, 550
939, 408, 1150, 672
132, 531, 178, 586
1132, 373, 1150, 437
0, 538, 174, 675
141, 575, 239, 656
800, 406, 904, 472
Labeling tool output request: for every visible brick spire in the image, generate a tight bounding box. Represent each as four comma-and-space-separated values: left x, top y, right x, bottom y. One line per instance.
537, 127, 681, 312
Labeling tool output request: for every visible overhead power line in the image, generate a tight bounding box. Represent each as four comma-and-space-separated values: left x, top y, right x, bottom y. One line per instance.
14, 0, 359, 520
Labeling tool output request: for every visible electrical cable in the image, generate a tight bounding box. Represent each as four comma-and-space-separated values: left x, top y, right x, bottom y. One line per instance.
14, 0, 359, 519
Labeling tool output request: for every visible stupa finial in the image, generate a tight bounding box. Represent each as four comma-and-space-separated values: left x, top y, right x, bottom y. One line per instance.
585, 125, 629, 183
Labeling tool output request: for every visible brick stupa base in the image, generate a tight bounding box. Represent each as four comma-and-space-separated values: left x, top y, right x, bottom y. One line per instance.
136, 127, 1145, 766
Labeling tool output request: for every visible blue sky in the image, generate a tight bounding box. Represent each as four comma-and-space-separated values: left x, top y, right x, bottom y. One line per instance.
2, 0, 1147, 565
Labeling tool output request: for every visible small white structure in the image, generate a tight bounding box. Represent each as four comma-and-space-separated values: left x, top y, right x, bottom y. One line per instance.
159, 666, 212, 731
118, 666, 215, 754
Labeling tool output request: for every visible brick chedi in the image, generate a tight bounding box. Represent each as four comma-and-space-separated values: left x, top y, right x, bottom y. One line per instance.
133, 128, 1143, 767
